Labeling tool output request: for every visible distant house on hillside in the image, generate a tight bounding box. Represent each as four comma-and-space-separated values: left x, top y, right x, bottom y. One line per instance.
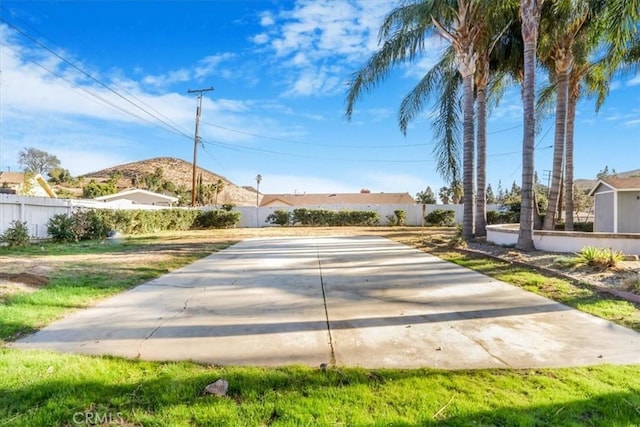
589, 177, 640, 233
260, 192, 415, 207
95, 188, 178, 207
0, 172, 57, 198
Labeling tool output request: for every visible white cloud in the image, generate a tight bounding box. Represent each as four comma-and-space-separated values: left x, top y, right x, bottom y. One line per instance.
0, 24, 309, 174
254, 0, 404, 98
627, 74, 640, 87
252, 33, 269, 44
259, 12, 275, 27
194, 53, 236, 79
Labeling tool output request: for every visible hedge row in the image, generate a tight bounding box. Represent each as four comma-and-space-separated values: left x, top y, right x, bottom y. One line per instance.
47, 208, 240, 242
266, 208, 380, 227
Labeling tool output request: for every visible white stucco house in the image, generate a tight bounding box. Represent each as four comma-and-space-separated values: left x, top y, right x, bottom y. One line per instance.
589, 177, 640, 233
95, 189, 178, 207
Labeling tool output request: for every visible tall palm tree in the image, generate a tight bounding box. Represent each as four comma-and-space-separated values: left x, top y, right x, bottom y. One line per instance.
399, 49, 462, 185
516, 0, 543, 251
539, 0, 593, 231
346, 0, 491, 240
538, 0, 639, 230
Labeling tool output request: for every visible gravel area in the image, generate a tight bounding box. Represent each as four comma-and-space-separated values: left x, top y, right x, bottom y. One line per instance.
465, 240, 640, 293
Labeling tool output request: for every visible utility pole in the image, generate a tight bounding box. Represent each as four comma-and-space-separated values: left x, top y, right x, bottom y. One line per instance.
188, 86, 214, 207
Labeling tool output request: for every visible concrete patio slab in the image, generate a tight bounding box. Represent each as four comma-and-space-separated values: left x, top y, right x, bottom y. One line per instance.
12, 236, 640, 369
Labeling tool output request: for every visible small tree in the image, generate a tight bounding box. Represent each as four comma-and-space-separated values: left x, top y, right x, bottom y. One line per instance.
439, 186, 452, 204
486, 184, 496, 204
47, 167, 74, 185
415, 186, 437, 204
18, 147, 61, 175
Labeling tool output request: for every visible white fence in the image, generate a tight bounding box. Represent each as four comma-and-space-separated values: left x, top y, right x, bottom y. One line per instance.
1, 194, 501, 239
487, 224, 640, 255
0, 194, 175, 239
233, 204, 503, 228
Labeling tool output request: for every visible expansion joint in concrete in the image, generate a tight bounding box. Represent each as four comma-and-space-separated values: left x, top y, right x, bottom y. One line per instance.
316, 246, 336, 366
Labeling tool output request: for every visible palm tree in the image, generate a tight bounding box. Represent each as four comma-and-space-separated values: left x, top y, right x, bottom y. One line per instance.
347, 0, 493, 240
539, 0, 593, 231
537, 0, 639, 230
516, 0, 543, 251
398, 5, 518, 238
255, 174, 262, 207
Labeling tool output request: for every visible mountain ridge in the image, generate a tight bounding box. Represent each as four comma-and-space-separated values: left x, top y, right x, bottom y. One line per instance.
79, 157, 258, 206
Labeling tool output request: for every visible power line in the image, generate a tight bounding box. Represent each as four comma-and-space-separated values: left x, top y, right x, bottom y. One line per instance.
0, 41, 167, 128
1, 17, 193, 141
200, 121, 526, 149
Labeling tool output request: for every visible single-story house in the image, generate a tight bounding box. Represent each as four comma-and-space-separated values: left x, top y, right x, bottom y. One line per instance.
95, 188, 178, 207
260, 192, 415, 207
589, 177, 640, 233
0, 172, 57, 198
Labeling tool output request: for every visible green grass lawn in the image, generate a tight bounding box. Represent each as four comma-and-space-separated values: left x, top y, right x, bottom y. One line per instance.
2, 349, 640, 426
2, 229, 640, 426
435, 250, 640, 332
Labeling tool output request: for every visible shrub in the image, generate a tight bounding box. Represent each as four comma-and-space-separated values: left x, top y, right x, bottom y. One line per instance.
290, 208, 379, 226
487, 210, 518, 224
266, 210, 291, 226
195, 210, 241, 229
1, 220, 30, 247
578, 246, 624, 269
47, 210, 111, 241
47, 213, 78, 242
394, 210, 406, 226
426, 209, 455, 227
48, 208, 203, 240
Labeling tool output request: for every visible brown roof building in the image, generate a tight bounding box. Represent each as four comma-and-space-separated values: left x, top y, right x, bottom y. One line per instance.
260, 192, 415, 207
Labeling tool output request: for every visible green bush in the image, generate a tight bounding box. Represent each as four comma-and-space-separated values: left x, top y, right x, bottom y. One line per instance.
266, 210, 291, 226
47, 213, 79, 242
394, 210, 406, 226
487, 210, 518, 224
47, 210, 111, 241
290, 208, 379, 226
48, 208, 204, 240
426, 209, 455, 227
554, 222, 593, 232
195, 210, 241, 229
574, 222, 593, 232
579, 246, 624, 269
1, 220, 30, 247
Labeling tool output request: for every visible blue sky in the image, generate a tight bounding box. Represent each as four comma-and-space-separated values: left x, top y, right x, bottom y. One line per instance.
1, 0, 638, 196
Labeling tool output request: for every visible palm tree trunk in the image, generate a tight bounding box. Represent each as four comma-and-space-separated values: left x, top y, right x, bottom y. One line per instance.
564, 89, 577, 230
462, 73, 475, 240
474, 63, 488, 238
543, 62, 569, 230
517, 0, 541, 251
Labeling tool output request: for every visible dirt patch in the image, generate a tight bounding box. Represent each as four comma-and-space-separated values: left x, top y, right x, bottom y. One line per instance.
0, 272, 49, 287
0, 272, 49, 298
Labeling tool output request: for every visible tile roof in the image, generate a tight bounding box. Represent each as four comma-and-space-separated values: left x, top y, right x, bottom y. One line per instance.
260, 192, 415, 207
0, 172, 25, 184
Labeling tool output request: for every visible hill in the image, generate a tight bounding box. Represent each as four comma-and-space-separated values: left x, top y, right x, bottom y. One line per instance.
574, 168, 640, 191
77, 157, 258, 206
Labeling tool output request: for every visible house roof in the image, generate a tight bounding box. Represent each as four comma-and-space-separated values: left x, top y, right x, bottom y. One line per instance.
0, 172, 25, 184
260, 192, 415, 207
589, 177, 640, 196
95, 188, 179, 202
